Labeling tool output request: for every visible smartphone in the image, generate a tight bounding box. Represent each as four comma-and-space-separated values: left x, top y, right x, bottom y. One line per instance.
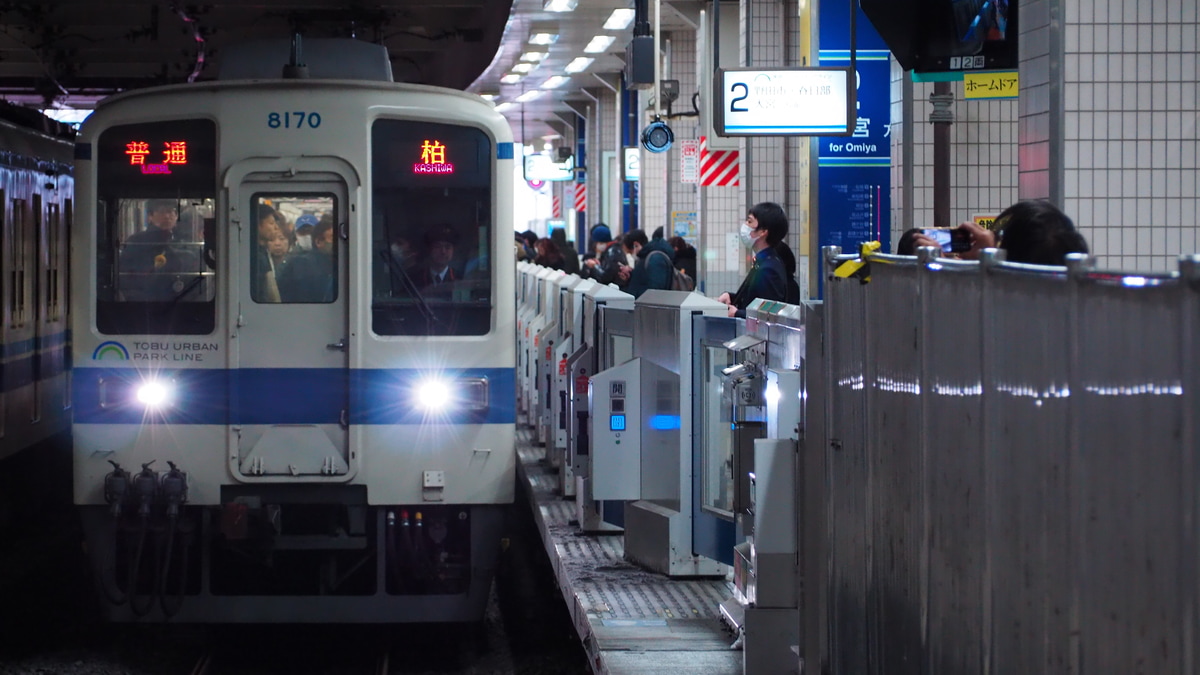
922, 228, 972, 253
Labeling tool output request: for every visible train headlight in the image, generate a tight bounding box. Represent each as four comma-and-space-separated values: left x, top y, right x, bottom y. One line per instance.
415, 378, 453, 410
411, 376, 490, 413
135, 380, 172, 408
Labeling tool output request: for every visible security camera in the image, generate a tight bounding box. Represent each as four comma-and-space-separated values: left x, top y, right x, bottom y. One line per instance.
641, 118, 674, 153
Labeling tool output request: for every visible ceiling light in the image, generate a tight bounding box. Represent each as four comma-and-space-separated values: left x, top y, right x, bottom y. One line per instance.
500, 73, 522, 84
520, 51, 548, 62
563, 57, 594, 74
543, 0, 578, 11
584, 35, 616, 53
542, 75, 571, 89
495, 102, 514, 112
516, 90, 543, 103
478, 93, 498, 101
528, 32, 559, 45
603, 8, 636, 30
511, 63, 536, 74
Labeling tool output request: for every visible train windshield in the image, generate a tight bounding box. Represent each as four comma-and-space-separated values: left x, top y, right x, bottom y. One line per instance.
370, 120, 493, 336
94, 119, 217, 335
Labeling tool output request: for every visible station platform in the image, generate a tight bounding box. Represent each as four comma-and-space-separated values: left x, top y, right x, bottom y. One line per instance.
516, 427, 743, 675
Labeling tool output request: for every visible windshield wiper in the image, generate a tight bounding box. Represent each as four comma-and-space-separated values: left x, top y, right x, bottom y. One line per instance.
379, 249, 441, 328
160, 274, 205, 312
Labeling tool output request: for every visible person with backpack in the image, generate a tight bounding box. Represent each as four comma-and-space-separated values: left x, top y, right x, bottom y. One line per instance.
626, 229, 677, 298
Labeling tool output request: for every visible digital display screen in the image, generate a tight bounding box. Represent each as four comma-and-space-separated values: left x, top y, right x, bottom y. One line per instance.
413, 139, 456, 175
716, 68, 855, 137
611, 399, 624, 413
609, 414, 626, 431
523, 152, 574, 182
96, 119, 217, 196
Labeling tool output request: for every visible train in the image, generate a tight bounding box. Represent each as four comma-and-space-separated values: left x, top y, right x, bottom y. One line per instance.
0, 109, 75, 528
70, 39, 517, 622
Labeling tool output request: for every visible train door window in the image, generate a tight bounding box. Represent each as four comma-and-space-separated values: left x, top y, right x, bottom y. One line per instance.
31, 193, 42, 424
250, 195, 338, 304
370, 120, 493, 336
63, 199, 71, 320
94, 119, 217, 335
46, 202, 61, 321
10, 197, 26, 328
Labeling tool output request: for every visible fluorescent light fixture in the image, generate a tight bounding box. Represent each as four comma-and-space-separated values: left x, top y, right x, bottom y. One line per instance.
542, 75, 571, 89
500, 73, 522, 84
603, 8, 636, 30
563, 57, 594, 74
495, 102, 514, 112
544, 0, 578, 12
528, 32, 559, 45
520, 51, 548, 62
41, 107, 92, 126
584, 35, 616, 53
511, 62, 535, 73
515, 90, 543, 103
478, 93, 498, 101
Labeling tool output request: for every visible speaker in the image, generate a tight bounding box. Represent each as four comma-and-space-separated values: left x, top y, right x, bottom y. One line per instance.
640, 119, 674, 154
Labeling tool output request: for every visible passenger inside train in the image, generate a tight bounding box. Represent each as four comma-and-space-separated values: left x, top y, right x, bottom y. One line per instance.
117, 198, 204, 302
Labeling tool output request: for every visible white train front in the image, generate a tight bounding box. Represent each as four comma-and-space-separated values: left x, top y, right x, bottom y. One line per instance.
70, 47, 517, 622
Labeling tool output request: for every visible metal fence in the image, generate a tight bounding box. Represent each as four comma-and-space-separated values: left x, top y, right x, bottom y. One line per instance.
818, 247, 1199, 674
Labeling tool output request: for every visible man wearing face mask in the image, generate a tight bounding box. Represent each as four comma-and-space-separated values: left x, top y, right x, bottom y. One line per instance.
717, 201, 790, 318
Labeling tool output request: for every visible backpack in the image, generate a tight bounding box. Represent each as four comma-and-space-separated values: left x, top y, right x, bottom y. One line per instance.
650, 250, 695, 292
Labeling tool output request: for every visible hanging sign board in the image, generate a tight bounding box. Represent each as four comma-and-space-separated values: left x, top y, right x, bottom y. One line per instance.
714, 67, 856, 137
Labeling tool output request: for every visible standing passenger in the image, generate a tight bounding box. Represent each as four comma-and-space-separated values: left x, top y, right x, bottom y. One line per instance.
717, 202, 790, 317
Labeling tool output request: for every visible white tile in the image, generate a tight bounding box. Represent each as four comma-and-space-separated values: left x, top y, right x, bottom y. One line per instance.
1138, 225, 1153, 254
1123, 226, 1139, 253
1181, 226, 1196, 255
1118, 198, 1137, 229
1109, 198, 1124, 226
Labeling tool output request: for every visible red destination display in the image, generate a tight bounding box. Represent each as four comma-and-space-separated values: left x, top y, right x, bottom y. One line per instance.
413, 139, 454, 174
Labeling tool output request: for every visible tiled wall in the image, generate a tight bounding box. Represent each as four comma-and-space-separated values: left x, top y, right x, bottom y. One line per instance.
1017, 0, 1056, 202
699, 0, 807, 297
889, 59, 1019, 249
637, 33, 700, 241
1060, 0, 1200, 271
585, 87, 619, 236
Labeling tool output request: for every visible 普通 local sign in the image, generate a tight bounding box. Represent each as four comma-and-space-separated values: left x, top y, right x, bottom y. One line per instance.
715, 67, 855, 136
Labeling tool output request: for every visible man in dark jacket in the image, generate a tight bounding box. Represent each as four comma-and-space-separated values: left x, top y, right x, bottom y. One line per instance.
626, 233, 676, 298
120, 199, 193, 300
718, 202, 790, 317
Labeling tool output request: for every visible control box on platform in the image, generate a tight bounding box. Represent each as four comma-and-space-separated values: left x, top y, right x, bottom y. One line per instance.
568, 284, 633, 533
590, 290, 728, 577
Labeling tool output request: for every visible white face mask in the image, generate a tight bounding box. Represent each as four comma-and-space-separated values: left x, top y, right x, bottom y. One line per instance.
295, 234, 313, 251
739, 223, 756, 249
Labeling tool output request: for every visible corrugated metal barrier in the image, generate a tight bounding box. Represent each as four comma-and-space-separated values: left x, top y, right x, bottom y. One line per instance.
819, 246, 1199, 674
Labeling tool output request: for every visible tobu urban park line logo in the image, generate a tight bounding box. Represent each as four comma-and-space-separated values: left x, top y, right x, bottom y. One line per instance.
92, 341, 131, 361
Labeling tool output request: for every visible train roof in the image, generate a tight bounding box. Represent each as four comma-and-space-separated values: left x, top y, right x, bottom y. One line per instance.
93, 79, 496, 113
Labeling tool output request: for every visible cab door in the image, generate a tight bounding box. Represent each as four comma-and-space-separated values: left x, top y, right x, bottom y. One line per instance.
225, 158, 357, 480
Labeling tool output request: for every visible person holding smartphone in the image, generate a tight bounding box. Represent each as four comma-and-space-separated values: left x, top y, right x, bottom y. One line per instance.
959, 200, 1088, 265
717, 201, 790, 318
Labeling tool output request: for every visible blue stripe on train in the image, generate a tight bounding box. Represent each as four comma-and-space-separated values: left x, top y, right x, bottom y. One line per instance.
1, 345, 71, 393
72, 367, 516, 426
0, 330, 70, 359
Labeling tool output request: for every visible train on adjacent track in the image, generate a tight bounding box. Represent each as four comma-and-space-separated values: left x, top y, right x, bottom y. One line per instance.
69, 39, 517, 622
0, 110, 75, 527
